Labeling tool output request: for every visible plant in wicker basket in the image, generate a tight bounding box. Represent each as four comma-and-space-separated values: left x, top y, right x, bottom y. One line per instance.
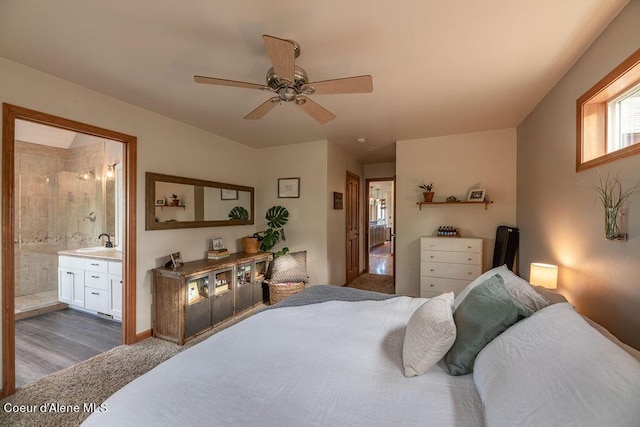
253, 205, 290, 257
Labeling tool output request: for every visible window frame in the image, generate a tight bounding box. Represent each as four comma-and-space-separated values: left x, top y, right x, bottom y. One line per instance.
576, 48, 640, 172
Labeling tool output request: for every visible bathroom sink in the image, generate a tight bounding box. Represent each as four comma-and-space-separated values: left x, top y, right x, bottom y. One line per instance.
75, 246, 114, 253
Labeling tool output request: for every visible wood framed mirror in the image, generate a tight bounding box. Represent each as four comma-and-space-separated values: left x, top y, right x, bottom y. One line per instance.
145, 172, 254, 230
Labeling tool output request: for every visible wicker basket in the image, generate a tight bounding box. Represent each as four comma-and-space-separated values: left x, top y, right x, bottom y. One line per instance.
268, 281, 305, 305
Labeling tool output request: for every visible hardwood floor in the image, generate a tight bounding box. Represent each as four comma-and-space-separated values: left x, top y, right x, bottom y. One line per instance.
15, 308, 121, 388
369, 241, 393, 275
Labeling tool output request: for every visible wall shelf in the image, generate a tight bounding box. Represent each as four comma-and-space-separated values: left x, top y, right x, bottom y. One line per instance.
417, 200, 493, 211
155, 205, 186, 209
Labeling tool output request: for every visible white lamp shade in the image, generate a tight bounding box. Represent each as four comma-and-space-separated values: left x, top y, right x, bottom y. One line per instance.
529, 263, 558, 289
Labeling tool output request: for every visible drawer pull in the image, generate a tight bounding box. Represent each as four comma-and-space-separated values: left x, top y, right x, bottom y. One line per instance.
430, 256, 434, 259
430, 269, 435, 272
91, 275, 100, 279
91, 292, 100, 295
468, 258, 472, 261
429, 284, 435, 287
66, 271, 73, 275
91, 263, 100, 266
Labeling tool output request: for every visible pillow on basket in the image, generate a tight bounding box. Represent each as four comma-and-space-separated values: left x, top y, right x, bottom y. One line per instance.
269, 251, 308, 284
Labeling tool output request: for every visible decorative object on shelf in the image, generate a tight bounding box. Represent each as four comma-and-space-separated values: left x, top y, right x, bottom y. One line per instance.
221, 188, 238, 200
278, 177, 300, 198
156, 198, 165, 206
437, 226, 460, 237
228, 206, 249, 220
170, 194, 180, 206
529, 263, 558, 289
333, 192, 344, 209
466, 188, 486, 202
170, 251, 184, 269
590, 172, 640, 241
251, 205, 290, 257
208, 248, 230, 259
446, 196, 459, 203
419, 183, 434, 202
242, 236, 260, 254
211, 237, 225, 251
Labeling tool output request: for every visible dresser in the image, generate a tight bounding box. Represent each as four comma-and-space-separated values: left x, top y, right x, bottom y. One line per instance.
420, 237, 482, 298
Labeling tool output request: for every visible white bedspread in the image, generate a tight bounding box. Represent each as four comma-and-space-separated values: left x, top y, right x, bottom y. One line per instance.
83, 297, 484, 426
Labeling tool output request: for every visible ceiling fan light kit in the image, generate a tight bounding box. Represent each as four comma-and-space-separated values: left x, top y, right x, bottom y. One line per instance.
194, 34, 373, 124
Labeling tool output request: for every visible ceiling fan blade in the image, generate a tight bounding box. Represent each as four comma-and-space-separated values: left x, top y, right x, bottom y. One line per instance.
307, 75, 373, 94
244, 98, 280, 120
194, 76, 266, 90
262, 35, 295, 82
295, 96, 336, 124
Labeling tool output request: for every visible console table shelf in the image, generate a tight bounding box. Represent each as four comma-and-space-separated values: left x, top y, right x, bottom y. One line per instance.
417, 200, 493, 210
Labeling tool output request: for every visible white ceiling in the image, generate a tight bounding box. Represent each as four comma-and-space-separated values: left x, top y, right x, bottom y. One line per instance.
0, 0, 629, 163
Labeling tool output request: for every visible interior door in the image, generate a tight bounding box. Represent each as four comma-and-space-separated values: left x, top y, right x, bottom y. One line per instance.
346, 171, 360, 284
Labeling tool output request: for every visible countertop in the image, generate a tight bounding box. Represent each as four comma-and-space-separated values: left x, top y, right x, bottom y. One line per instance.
57, 247, 123, 261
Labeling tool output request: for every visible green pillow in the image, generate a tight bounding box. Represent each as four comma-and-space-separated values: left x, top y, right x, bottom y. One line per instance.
444, 274, 531, 375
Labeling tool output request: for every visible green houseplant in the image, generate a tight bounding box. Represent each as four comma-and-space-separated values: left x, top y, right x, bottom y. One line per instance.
591, 172, 640, 240
419, 183, 434, 202
243, 205, 290, 257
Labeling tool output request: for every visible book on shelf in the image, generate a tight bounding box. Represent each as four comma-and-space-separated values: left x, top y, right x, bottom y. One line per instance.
208, 248, 230, 259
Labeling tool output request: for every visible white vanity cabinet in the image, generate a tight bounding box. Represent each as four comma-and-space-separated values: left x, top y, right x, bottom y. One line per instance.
420, 237, 483, 298
58, 254, 122, 322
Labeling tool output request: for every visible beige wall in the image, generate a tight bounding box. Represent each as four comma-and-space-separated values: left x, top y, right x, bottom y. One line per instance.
256, 140, 330, 285
327, 142, 364, 285
517, 0, 640, 349
396, 129, 518, 297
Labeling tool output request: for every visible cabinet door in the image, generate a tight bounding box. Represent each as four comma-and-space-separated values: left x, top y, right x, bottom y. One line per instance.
109, 274, 123, 321
58, 266, 85, 307
235, 263, 253, 312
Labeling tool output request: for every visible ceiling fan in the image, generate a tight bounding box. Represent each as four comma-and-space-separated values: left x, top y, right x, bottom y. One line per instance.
194, 35, 373, 124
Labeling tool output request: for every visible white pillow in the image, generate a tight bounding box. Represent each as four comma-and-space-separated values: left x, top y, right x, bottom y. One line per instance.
454, 265, 549, 313
403, 292, 456, 377
473, 303, 640, 426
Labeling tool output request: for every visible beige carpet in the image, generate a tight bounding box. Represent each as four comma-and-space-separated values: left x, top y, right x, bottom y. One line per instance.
347, 273, 395, 294
0, 306, 260, 427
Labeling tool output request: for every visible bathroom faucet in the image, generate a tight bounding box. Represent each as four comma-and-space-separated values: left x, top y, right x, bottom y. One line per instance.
98, 233, 113, 248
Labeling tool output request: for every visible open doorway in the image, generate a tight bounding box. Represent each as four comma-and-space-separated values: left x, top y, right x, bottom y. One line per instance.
2, 104, 137, 397
365, 178, 395, 285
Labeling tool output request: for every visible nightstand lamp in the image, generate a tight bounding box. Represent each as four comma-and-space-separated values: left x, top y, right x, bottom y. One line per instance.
529, 263, 558, 289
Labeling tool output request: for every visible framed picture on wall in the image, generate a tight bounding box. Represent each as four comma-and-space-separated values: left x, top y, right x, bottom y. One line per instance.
278, 177, 300, 198
466, 188, 486, 202
221, 189, 238, 200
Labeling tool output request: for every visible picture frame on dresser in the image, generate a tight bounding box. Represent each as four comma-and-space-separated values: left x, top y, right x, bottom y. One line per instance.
466, 188, 486, 202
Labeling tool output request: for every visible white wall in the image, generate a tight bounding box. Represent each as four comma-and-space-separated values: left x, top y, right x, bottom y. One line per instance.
517, 0, 640, 349
396, 129, 517, 296
327, 142, 364, 285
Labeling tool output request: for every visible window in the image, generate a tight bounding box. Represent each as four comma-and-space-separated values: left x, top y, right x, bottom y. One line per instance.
577, 49, 640, 172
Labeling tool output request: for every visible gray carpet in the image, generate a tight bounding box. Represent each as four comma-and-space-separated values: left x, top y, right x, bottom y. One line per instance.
1, 277, 394, 426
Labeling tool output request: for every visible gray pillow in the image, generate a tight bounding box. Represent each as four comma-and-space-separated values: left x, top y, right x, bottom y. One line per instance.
269, 251, 308, 284
444, 274, 531, 375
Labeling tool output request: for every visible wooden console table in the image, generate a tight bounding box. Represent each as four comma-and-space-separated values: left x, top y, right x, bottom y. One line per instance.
152, 252, 271, 345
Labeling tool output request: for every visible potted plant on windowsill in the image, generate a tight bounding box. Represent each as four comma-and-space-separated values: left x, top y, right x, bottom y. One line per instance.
242, 205, 290, 256
420, 183, 434, 202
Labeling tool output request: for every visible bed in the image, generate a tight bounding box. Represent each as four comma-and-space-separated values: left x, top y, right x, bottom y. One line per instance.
83, 267, 640, 426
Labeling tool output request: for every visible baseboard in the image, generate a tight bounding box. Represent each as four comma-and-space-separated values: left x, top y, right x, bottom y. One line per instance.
135, 329, 152, 342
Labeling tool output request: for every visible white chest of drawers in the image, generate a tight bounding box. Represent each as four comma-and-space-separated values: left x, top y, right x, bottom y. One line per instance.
420, 237, 483, 298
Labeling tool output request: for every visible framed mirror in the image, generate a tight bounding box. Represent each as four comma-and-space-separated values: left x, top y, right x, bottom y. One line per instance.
146, 172, 254, 230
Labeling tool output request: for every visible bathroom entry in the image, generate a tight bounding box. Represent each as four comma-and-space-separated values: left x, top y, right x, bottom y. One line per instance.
11, 119, 124, 387
365, 178, 395, 279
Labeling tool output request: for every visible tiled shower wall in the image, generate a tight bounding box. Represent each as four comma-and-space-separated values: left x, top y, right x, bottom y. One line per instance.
14, 140, 106, 298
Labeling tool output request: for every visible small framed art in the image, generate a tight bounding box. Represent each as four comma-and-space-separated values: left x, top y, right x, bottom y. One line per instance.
278, 178, 300, 198
333, 192, 343, 209
466, 188, 486, 202
170, 251, 184, 269
156, 199, 165, 206
221, 189, 238, 200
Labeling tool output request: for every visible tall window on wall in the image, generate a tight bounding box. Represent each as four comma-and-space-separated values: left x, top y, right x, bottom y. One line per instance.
577, 48, 640, 171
